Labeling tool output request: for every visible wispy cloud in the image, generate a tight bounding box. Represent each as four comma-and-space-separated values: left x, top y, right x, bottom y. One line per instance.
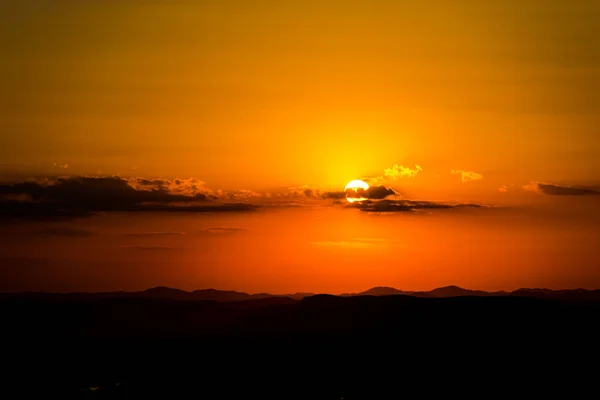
287, 185, 322, 198
383, 164, 423, 179
0, 176, 258, 220
321, 191, 346, 200
310, 238, 388, 248
128, 176, 218, 199
368, 164, 423, 185
125, 231, 186, 237
120, 245, 187, 251
321, 185, 397, 202
350, 238, 388, 243
231, 189, 269, 199
451, 170, 483, 183
348, 199, 482, 213
523, 182, 600, 196
199, 227, 249, 234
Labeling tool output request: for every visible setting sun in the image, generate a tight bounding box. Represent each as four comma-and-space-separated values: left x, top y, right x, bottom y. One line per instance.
345, 179, 369, 203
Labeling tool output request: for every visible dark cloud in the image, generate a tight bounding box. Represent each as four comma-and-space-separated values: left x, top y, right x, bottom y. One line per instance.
145, 203, 259, 213
359, 185, 396, 200
531, 183, 600, 196
0, 176, 258, 220
310, 238, 389, 248
322, 185, 396, 201
199, 227, 249, 234
33, 228, 95, 237
348, 199, 481, 213
125, 231, 186, 237
120, 245, 187, 251
322, 191, 346, 200
0, 176, 207, 208
136, 178, 167, 187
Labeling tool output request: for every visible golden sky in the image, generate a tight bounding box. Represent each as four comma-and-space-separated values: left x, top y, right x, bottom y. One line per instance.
0, 1, 599, 292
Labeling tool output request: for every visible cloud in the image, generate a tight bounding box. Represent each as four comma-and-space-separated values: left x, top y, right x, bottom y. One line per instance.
451, 170, 483, 183
286, 184, 396, 202
0, 176, 258, 220
128, 176, 217, 199
322, 185, 397, 202
321, 191, 346, 200
367, 164, 423, 185
523, 182, 600, 196
120, 245, 187, 251
0, 176, 209, 207
287, 185, 323, 198
357, 185, 397, 200
310, 238, 386, 248
138, 203, 259, 213
199, 227, 249, 234
311, 241, 372, 248
350, 237, 388, 243
521, 182, 540, 193
231, 189, 265, 199
383, 164, 423, 179
33, 228, 95, 237
348, 199, 482, 213
497, 184, 519, 193
311, 237, 405, 249
125, 231, 186, 237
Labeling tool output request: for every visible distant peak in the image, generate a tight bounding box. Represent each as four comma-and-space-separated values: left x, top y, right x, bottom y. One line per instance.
359, 287, 406, 296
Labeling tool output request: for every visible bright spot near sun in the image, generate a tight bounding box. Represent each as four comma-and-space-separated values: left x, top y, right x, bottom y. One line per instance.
345, 179, 369, 203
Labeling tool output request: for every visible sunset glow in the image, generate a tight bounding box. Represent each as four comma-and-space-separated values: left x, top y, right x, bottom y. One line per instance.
344, 180, 370, 203
2, 2, 599, 397
0, 0, 599, 295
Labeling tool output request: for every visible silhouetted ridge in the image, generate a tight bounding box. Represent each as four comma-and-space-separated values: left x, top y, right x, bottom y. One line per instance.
428, 285, 486, 297
2, 286, 600, 302
143, 286, 189, 298
357, 286, 411, 296
2, 284, 599, 398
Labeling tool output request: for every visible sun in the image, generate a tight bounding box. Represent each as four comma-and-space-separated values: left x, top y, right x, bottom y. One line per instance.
345, 179, 369, 203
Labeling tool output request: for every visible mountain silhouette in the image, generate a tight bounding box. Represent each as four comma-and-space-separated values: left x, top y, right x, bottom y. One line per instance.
142, 286, 190, 299
2, 284, 599, 398
426, 285, 506, 297
353, 286, 414, 296
3, 285, 600, 302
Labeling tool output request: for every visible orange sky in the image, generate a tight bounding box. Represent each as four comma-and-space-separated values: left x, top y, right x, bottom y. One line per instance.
1, 204, 599, 293
0, 1, 599, 292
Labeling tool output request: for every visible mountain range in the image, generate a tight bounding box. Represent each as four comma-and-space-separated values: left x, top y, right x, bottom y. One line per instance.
3, 283, 599, 398
4, 284, 600, 302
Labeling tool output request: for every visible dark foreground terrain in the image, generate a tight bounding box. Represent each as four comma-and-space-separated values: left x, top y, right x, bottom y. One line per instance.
2, 290, 599, 399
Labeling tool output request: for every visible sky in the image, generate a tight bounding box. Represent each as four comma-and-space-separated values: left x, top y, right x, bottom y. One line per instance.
0, 1, 599, 293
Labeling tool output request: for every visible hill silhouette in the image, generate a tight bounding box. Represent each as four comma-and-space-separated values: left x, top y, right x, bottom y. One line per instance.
2, 285, 599, 398
4, 284, 599, 302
